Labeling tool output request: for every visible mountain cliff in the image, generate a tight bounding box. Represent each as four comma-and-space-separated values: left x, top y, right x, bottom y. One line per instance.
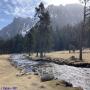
48, 4, 83, 29
0, 17, 34, 39
0, 4, 83, 39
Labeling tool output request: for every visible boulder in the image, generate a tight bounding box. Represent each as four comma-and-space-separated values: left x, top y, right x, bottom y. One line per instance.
40, 74, 54, 82
34, 72, 39, 75
60, 80, 73, 87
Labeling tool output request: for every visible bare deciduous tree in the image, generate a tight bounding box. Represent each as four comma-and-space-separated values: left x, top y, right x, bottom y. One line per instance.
79, 0, 90, 60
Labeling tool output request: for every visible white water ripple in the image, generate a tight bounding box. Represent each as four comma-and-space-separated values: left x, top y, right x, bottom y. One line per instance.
52, 64, 90, 90
10, 54, 90, 90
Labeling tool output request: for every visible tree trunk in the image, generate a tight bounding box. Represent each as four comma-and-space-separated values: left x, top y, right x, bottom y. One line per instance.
79, 48, 82, 61
29, 52, 31, 56
40, 51, 43, 58
79, 1, 86, 61
36, 52, 39, 57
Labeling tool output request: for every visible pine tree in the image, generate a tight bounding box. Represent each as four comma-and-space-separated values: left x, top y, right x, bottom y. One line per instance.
35, 2, 52, 57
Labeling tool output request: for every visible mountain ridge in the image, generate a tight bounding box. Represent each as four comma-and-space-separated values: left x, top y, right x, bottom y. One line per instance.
0, 4, 83, 39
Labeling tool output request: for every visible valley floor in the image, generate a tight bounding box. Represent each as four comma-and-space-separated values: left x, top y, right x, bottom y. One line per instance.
47, 49, 90, 63
0, 55, 82, 90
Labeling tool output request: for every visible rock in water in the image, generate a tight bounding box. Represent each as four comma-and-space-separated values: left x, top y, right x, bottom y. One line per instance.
41, 74, 54, 82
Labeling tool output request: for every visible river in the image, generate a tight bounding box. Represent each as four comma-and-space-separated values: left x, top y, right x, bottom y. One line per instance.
10, 54, 90, 90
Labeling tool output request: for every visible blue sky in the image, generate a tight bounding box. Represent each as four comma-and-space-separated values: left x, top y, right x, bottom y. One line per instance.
0, 0, 80, 29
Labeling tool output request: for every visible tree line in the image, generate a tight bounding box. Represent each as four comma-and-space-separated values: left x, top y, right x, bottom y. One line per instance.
0, 3, 90, 58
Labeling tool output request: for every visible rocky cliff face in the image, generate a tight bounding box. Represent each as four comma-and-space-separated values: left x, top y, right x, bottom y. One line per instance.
48, 4, 83, 29
0, 4, 83, 39
0, 17, 34, 39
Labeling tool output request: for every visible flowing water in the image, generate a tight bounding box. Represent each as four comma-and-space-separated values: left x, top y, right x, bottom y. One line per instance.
10, 54, 90, 90
52, 64, 90, 90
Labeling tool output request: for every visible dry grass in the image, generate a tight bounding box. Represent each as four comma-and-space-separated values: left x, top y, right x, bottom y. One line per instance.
47, 49, 90, 63
28, 49, 90, 63
0, 55, 82, 90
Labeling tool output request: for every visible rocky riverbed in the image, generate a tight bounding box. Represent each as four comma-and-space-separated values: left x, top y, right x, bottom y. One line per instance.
9, 54, 90, 90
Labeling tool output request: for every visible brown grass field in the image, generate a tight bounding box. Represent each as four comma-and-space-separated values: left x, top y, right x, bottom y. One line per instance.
0, 55, 82, 90
47, 49, 90, 63
31, 49, 90, 63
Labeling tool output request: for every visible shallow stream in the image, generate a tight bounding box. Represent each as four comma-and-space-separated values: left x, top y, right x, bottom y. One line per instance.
10, 54, 90, 90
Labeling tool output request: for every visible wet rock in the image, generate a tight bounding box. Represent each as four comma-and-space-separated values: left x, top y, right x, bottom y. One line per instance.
60, 80, 73, 87
34, 72, 39, 75
41, 74, 54, 82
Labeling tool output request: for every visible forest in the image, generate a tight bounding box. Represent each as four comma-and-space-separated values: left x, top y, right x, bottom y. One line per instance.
0, 0, 89, 60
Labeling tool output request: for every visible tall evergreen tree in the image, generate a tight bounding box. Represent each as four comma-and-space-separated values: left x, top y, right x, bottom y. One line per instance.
25, 28, 35, 56
35, 2, 52, 57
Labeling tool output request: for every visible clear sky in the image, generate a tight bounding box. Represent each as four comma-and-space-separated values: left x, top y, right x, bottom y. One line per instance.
0, 0, 81, 29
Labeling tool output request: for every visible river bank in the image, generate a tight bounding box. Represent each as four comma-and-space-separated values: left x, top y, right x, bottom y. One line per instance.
0, 54, 82, 90
23, 54, 90, 90
26, 54, 90, 68
25, 53, 90, 68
